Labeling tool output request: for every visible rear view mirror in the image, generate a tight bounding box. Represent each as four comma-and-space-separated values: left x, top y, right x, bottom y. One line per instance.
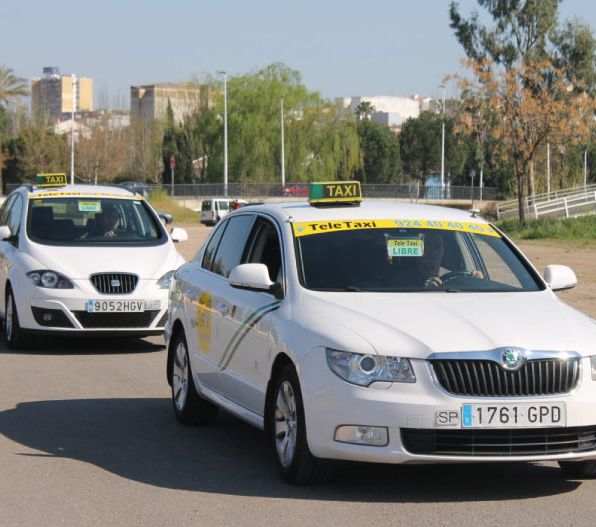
544, 265, 577, 291
170, 228, 188, 243
0, 225, 11, 241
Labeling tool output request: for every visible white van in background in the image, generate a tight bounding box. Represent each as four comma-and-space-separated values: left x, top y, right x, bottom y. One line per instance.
200, 199, 248, 226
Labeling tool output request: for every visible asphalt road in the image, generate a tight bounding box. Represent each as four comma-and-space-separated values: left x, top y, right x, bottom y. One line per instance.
1, 225, 596, 527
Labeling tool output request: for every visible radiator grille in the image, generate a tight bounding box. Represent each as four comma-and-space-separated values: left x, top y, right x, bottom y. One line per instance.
430, 358, 580, 397
402, 426, 596, 457
90, 273, 138, 294
73, 310, 159, 328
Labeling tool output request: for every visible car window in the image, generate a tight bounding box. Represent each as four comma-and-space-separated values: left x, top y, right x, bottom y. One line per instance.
245, 218, 282, 282
218, 200, 229, 211
0, 195, 17, 226
201, 200, 212, 212
211, 215, 255, 278
27, 197, 164, 245
201, 220, 227, 268
6, 195, 23, 235
296, 226, 542, 292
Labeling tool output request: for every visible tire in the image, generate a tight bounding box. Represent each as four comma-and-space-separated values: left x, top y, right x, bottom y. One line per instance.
4, 288, 30, 350
558, 460, 596, 478
169, 330, 218, 425
270, 364, 331, 484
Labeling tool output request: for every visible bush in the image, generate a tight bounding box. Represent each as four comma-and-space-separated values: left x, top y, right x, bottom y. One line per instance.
497, 215, 596, 242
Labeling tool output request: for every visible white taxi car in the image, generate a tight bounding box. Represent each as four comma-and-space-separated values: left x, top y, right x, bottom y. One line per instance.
165, 181, 596, 484
0, 177, 186, 348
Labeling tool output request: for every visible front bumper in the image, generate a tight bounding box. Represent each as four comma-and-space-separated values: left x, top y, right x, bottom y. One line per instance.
300, 348, 596, 464
15, 278, 169, 336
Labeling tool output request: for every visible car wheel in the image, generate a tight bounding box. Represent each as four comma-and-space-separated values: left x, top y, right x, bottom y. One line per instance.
5, 288, 30, 350
558, 460, 596, 478
271, 364, 331, 484
170, 331, 218, 425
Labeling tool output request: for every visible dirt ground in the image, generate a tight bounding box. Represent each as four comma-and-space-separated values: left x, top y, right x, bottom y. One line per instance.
176, 224, 596, 319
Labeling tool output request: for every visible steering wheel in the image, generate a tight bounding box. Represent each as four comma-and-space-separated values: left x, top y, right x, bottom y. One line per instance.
439, 270, 474, 283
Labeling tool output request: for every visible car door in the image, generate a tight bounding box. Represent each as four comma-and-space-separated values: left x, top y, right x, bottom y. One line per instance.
217, 216, 284, 414
184, 214, 256, 395
0, 194, 23, 312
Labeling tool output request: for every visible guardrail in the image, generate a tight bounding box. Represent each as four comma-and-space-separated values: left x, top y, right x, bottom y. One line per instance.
497, 184, 596, 219
4, 182, 497, 201
497, 189, 596, 220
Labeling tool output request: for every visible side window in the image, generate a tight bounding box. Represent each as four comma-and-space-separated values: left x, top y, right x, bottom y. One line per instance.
473, 234, 522, 288
200, 220, 227, 268
0, 195, 16, 226
211, 215, 255, 277
6, 196, 23, 235
245, 218, 282, 282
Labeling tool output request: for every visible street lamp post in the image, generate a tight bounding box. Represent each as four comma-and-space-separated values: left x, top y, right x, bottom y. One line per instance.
439, 84, 446, 191
217, 71, 228, 198
70, 74, 77, 185
281, 98, 285, 188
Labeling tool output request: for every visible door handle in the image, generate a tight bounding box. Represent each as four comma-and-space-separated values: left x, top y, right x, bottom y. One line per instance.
216, 302, 230, 316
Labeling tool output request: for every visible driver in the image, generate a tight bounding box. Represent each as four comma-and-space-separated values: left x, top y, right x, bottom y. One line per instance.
419, 230, 483, 288
86, 205, 120, 238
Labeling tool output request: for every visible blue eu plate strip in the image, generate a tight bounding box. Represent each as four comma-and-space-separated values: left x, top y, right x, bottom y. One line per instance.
462, 405, 473, 427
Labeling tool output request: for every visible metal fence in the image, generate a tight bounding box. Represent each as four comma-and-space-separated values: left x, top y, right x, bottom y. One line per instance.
497, 189, 596, 220
5, 182, 496, 201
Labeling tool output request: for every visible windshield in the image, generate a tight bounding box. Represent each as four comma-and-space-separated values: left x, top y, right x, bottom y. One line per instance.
294, 220, 542, 293
27, 197, 165, 245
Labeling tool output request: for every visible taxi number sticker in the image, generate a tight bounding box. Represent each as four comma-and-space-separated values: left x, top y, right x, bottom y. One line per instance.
78, 201, 101, 212
387, 238, 424, 257
292, 219, 501, 238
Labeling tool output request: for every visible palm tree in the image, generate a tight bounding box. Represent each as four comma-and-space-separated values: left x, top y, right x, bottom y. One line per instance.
355, 101, 375, 120
0, 65, 29, 107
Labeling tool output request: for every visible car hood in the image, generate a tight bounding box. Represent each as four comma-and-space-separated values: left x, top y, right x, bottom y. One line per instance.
301, 291, 596, 358
25, 241, 185, 279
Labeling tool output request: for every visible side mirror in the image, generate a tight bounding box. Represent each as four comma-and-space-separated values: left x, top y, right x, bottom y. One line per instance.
229, 263, 282, 297
544, 265, 577, 291
0, 225, 12, 241
170, 227, 188, 243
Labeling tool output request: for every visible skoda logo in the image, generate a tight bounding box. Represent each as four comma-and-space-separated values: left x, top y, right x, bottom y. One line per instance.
501, 348, 526, 371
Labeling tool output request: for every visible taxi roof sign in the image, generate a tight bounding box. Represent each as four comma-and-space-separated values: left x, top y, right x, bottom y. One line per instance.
36, 173, 68, 187
308, 181, 362, 205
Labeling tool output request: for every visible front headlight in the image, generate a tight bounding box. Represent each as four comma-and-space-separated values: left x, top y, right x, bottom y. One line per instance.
157, 270, 176, 289
27, 270, 74, 289
325, 348, 416, 387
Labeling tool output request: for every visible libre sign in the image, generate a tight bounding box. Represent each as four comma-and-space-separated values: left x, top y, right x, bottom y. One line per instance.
36, 173, 68, 187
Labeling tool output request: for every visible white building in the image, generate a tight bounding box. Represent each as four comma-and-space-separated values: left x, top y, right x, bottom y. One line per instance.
337, 95, 420, 130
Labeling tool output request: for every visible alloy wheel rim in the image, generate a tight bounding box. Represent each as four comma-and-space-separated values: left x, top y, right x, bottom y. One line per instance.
6, 296, 13, 341
172, 342, 189, 412
274, 381, 298, 468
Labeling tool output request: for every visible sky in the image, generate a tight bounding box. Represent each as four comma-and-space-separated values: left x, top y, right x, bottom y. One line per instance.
2, 0, 595, 108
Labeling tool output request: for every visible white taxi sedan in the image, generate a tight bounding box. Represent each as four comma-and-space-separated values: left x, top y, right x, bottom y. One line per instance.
165, 181, 596, 484
0, 182, 186, 348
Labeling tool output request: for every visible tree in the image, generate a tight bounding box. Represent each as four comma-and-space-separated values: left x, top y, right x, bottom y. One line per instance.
0, 65, 29, 107
355, 101, 375, 120
456, 59, 595, 222
399, 112, 442, 181
355, 120, 401, 183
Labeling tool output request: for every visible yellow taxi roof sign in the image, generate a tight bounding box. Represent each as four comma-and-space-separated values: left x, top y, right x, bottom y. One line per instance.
36, 173, 68, 187
308, 181, 362, 204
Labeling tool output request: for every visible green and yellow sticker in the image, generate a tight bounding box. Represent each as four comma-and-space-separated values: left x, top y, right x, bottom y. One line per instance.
292, 219, 501, 238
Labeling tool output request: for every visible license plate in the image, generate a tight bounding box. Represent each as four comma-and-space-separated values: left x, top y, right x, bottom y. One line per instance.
86, 300, 159, 313
461, 403, 566, 428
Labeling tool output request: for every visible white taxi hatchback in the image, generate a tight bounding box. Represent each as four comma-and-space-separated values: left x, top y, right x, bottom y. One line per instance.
165, 181, 596, 484
0, 180, 186, 348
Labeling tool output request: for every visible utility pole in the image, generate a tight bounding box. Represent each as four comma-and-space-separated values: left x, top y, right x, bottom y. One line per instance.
70, 74, 77, 185
439, 84, 446, 191
281, 98, 285, 188
217, 71, 228, 198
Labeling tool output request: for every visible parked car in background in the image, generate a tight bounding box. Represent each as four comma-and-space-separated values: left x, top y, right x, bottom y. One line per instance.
117, 181, 151, 197
282, 183, 309, 197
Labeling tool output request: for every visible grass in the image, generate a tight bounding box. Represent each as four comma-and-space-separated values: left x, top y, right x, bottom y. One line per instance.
497, 215, 596, 243
146, 189, 199, 224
